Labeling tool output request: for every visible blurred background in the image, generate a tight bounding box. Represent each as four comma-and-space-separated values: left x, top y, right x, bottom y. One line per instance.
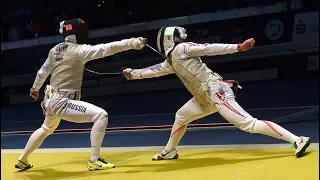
1, 0, 319, 141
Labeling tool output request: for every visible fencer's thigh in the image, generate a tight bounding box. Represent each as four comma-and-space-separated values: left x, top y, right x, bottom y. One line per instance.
209, 81, 253, 127
177, 98, 217, 124
208, 80, 235, 101
215, 99, 252, 127
51, 98, 107, 123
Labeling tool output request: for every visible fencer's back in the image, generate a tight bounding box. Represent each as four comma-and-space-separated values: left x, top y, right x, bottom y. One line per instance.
49, 42, 84, 91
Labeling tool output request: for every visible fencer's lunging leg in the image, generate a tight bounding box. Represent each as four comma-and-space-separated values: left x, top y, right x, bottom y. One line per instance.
214, 95, 299, 144
18, 116, 61, 162
90, 111, 108, 162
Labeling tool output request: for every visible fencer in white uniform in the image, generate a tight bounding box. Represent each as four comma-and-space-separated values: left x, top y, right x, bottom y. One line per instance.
15, 18, 147, 171
122, 26, 311, 160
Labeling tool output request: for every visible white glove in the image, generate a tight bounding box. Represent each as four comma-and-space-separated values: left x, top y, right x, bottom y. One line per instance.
130, 37, 147, 50
122, 68, 134, 80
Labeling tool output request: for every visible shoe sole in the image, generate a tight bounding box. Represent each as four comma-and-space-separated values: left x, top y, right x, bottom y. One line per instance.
152, 153, 179, 161
88, 165, 115, 171
296, 138, 311, 158
15, 164, 33, 172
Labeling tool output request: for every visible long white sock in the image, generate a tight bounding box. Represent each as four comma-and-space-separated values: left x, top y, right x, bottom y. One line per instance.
253, 120, 299, 144
163, 120, 187, 153
90, 116, 108, 162
19, 128, 48, 162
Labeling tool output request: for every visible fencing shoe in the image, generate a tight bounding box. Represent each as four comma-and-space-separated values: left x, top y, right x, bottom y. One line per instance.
152, 149, 179, 161
88, 158, 115, 171
15, 160, 33, 171
294, 136, 311, 158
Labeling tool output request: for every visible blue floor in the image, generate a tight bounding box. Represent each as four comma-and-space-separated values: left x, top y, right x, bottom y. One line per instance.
1, 121, 318, 149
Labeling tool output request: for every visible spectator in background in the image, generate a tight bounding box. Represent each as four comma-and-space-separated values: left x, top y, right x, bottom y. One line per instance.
290, 0, 303, 11
61, 12, 68, 20
184, 0, 200, 15
127, 8, 138, 23
2, 0, 293, 42
8, 24, 20, 41
53, 15, 62, 33
34, 22, 42, 37
25, 19, 45, 38
26, 20, 36, 38
53, 12, 69, 33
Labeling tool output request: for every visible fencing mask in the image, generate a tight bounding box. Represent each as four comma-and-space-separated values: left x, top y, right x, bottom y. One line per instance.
59, 18, 89, 44
157, 26, 187, 57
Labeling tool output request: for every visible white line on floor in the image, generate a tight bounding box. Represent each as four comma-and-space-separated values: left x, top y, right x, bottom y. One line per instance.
275, 156, 290, 162
60, 151, 155, 180
115, 151, 155, 165
254, 164, 268, 170
236, 153, 291, 177
232, 172, 246, 177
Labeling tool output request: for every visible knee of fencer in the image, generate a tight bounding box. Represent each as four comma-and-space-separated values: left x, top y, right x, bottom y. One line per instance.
175, 112, 190, 126
101, 110, 108, 119
94, 110, 109, 123
40, 125, 56, 136
238, 116, 258, 133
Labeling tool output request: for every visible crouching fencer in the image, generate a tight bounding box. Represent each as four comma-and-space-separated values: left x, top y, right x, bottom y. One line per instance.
122, 26, 311, 161
15, 18, 147, 171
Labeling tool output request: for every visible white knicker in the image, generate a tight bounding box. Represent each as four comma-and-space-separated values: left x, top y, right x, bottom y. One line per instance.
176, 80, 257, 132
40, 85, 108, 134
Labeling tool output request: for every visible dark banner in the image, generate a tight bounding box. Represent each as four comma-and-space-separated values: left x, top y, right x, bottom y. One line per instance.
91, 12, 293, 47
185, 12, 293, 46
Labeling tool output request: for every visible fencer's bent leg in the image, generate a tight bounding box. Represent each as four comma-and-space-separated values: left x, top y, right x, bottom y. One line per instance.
19, 116, 61, 162
211, 82, 299, 144
54, 99, 109, 162
45, 93, 114, 169
163, 98, 216, 153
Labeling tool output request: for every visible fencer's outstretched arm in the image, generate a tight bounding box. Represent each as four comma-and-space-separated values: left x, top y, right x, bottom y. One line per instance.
32, 57, 53, 91
79, 38, 146, 63
122, 60, 174, 80
183, 38, 255, 57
